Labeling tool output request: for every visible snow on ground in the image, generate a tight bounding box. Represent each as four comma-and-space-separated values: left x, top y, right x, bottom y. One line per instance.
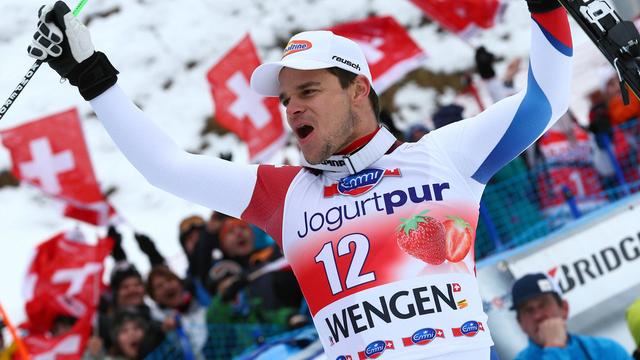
0, 0, 595, 330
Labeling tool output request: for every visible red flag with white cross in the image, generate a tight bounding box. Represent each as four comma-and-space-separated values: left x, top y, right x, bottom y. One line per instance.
21, 230, 112, 335
0, 108, 115, 225
207, 34, 286, 162
18, 313, 93, 360
410, 0, 504, 38
330, 16, 427, 93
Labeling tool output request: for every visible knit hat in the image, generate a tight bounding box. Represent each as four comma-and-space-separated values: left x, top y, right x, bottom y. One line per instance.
219, 219, 252, 246
432, 104, 464, 129
627, 298, 640, 347
178, 215, 205, 249
110, 263, 142, 294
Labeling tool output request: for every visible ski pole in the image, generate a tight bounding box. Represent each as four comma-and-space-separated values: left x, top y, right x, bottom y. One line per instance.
0, 0, 90, 122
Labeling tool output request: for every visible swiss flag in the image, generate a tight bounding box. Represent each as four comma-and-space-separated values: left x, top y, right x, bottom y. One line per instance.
17, 314, 93, 360
207, 35, 286, 162
330, 16, 427, 93
21, 231, 112, 335
0, 109, 115, 225
410, 0, 504, 38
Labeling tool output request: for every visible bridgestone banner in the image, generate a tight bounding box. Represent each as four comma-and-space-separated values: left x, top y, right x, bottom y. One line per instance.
507, 201, 640, 316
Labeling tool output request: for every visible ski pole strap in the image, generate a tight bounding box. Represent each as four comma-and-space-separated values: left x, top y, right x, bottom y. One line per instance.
0, 0, 91, 121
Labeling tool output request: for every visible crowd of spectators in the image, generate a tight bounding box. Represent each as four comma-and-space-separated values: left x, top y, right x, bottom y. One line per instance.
0, 211, 309, 360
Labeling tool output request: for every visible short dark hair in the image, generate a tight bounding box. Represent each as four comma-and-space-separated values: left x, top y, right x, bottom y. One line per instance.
326, 67, 380, 119
146, 265, 181, 301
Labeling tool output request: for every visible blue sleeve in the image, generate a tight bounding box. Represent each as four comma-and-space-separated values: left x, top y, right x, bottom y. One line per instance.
429, 8, 573, 185
591, 338, 633, 359
514, 347, 572, 360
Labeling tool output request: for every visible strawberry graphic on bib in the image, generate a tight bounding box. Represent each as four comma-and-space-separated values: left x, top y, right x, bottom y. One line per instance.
395, 210, 446, 265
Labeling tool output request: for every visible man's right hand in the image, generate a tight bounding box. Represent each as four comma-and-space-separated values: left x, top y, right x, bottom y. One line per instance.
27, 1, 95, 78
27, 1, 118, 101
538, 317, 568, 348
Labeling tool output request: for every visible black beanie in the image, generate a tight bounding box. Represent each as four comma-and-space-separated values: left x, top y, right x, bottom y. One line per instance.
110, 263, 143, 296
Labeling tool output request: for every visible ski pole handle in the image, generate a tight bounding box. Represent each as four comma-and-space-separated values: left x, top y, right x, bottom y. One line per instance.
0, 0, 90, 122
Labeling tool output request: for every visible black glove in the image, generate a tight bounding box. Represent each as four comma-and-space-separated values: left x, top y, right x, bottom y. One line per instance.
134, 233, 166, 267
475, 46, 496, 80
525, 0, 562, 13
108, 225, 126, 262
28, 1, 118, 100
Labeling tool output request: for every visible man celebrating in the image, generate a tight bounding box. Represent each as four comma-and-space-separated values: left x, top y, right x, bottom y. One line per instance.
29, 0, 572, 358
511, 273, 631, 359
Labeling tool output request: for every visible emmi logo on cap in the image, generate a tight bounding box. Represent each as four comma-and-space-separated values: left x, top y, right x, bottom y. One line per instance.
283, 40, 312, 57
332, 55, 361, 71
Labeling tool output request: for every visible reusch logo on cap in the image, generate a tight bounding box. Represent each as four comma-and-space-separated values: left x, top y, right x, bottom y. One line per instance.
283, 40, 312, 57
332, 55, 361, 71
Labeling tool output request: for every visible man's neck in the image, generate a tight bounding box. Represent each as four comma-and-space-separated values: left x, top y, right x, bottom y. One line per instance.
336, 128, 380, 155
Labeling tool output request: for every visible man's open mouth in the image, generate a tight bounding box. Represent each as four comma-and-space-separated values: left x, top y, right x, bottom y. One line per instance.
296, 125, 314, 140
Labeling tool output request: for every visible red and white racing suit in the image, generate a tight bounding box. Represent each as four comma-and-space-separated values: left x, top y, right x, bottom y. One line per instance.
89, 8, 572, 360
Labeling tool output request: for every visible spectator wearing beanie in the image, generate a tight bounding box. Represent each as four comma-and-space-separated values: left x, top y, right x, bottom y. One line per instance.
206, 219, 305, 328
181, 212, 229, 288
98, 226, 165, 353
627, 298, 640, 360
432, 104, 464, 130
111, 263, 145, 309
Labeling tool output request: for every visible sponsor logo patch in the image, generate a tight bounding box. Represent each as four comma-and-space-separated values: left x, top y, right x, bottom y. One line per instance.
283, 40, 312, 57
452, 320, 484, 337
324, 168, 401, 197
357, 340, 394, 359
336, 356, 353, 360
402, 328, 445, 347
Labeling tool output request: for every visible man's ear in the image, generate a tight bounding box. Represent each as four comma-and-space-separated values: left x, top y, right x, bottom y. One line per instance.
351, 75, 371, 104
561, 299, 570, 320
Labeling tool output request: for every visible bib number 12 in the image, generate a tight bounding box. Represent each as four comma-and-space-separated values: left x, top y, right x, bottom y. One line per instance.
314, 233, 376, 295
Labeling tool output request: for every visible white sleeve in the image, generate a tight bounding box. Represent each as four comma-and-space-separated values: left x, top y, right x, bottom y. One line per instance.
90, 85, 258, 217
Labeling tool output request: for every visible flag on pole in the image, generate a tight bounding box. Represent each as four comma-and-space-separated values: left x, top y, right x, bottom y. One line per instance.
410, 0, 504, 38
207, 35, 286, 162
330, 16, 427, 93
0, 109, 115, 225
21, 230, 112, 335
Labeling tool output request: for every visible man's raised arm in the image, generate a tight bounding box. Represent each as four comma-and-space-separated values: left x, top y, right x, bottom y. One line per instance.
430, 0, 572, 184
27, 1, 261, 218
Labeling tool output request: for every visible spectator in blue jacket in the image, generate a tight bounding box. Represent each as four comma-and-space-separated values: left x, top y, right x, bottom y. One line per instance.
511, 273, 632, 360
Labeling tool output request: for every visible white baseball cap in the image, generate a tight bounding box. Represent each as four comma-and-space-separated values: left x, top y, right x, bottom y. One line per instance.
250, 30, 373, 97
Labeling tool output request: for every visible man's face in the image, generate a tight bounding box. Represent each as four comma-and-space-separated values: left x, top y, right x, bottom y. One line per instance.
278, 68, 358, 164
117, 276, 145, 308
151, 275, 183, 309
517, 293, 568, 345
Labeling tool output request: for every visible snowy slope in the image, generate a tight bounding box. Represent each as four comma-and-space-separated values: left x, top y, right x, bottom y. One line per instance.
0, 0, 594, 330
